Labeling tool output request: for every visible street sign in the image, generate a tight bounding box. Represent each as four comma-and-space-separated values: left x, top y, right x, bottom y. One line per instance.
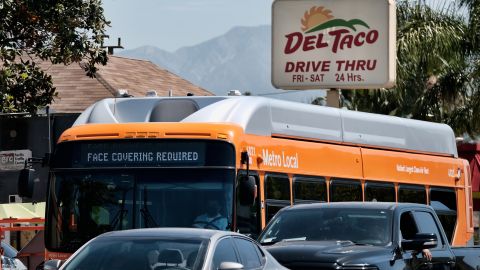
0, 150, 32, 171
272, 0, 396, 89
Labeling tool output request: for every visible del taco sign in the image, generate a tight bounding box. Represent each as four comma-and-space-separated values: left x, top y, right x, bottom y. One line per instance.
272, 0, 396, 89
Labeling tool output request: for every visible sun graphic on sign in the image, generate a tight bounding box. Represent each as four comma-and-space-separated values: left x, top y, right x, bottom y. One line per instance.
301, 6, 334, 32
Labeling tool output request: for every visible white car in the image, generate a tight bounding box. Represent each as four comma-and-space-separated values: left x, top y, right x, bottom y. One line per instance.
2, 256, 27, 270
1, 241, 27, 270
45, 228, 288, 270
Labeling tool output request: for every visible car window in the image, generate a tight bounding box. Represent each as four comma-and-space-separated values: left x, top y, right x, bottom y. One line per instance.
412, 211, 443, 248
8, 258, 15, 267
400, 211, 418, 240
232, 238, 262, 269
63, 237, 207, 270
212, 238, 239, 270
9, 258, 17, 269
2, 256, 13, 269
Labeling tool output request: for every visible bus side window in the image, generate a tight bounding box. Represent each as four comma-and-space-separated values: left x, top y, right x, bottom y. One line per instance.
398, 184, 426, 204
236, 172, 261, 238
430, 187, 457, 244
265, 174, 290, 224
293, 176, 326, 204
329, 179, 362, 202
365, 181, 395, 202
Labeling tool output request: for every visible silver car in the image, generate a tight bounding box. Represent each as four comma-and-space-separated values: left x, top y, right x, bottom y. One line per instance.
46, 228, 288, 270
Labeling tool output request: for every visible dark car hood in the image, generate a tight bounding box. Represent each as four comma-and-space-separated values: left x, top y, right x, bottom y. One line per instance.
264, 240, 391, 266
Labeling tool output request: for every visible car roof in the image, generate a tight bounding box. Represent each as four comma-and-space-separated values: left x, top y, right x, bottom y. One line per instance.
280, 202, 431, 212
95, 227, 240, 241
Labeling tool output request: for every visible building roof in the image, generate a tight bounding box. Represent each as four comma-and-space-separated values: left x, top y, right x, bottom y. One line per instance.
39, 56, 212, 113
0, 202, 45, 219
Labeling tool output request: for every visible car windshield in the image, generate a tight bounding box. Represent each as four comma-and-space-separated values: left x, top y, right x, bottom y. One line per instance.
46, 168, 234, 252
259, 207, 393, 246
62, 237, 209, 270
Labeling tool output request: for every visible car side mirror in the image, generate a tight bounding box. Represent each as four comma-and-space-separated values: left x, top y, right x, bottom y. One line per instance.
18, 168, 35, 198
401, 233, 437, 252
219, 262, 244, 270
238, 175, 256, 206
44, 259, 64, 270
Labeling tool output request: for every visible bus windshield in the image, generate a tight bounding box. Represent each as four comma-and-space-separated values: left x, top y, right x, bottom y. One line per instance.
46, 168, 235, 252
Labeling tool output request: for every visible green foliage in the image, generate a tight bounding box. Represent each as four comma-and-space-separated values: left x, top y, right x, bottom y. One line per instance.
341, 0, 480, 137
0, 0, 109, 114
305, 19, 370, 33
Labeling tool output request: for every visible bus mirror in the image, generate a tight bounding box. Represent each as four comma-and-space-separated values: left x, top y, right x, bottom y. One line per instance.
239, 175, 256, 206
18, 168, 35, 198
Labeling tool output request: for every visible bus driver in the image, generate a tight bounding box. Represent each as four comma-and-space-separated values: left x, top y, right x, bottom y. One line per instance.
192, 199, 228, 230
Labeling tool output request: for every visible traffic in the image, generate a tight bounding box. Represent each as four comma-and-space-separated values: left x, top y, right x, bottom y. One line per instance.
1, 0, 480, 269
260, 202, 480, 270
12, 95, 477, 270
44, 228, 287, 270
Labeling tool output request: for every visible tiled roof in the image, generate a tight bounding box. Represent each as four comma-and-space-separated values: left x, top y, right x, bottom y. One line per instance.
40, 55, 212, 113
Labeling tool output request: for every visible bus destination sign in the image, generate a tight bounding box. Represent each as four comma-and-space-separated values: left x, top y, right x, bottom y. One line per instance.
78, 141, 206, 167
85, 151, 200, 164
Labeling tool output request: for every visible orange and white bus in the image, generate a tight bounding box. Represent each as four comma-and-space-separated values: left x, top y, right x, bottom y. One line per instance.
28, 96, 473, 259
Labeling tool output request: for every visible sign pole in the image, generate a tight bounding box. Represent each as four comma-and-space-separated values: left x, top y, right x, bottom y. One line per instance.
326, 89, 340, 108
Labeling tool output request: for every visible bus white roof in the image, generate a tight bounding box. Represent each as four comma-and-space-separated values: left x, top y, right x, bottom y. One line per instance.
73, 96, 458, 157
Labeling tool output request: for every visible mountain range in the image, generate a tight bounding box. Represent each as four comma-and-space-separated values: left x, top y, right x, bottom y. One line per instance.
118, 25, 325, 103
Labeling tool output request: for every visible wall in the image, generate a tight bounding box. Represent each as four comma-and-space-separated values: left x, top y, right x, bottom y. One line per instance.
0, 114, 79, 203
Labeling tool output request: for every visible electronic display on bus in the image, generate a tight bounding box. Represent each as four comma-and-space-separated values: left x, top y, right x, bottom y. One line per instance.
51, 140, 235, 168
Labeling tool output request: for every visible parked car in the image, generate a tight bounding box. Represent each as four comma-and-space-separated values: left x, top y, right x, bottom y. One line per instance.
258, 202, 480, 270
2, 255, 26, 270
1, 242, 27, 270
44, 228, 287, 270
2, 256, 13, 270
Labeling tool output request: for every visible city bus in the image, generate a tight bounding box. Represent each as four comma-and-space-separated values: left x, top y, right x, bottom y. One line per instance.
21, 96, 474, 259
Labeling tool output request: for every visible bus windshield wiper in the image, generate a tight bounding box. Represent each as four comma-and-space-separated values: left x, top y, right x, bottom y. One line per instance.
111, 186, 129, 229
140, 187, 157, 228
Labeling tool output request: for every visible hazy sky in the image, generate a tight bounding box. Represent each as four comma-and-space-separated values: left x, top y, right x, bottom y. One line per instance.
101, 0, 460, 52
102, 0, 274, 52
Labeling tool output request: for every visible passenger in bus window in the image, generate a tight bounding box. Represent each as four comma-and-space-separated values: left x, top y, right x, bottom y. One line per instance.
91, 206, 110, 226
192, 199, 227, 230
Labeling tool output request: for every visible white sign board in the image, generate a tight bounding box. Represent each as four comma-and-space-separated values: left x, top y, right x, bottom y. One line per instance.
0, 150, 32, 170
272, 0, 396, 89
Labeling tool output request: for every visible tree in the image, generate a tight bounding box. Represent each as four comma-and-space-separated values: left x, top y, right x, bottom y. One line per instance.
343, 0, 480, 137
0, 0, 109, 114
